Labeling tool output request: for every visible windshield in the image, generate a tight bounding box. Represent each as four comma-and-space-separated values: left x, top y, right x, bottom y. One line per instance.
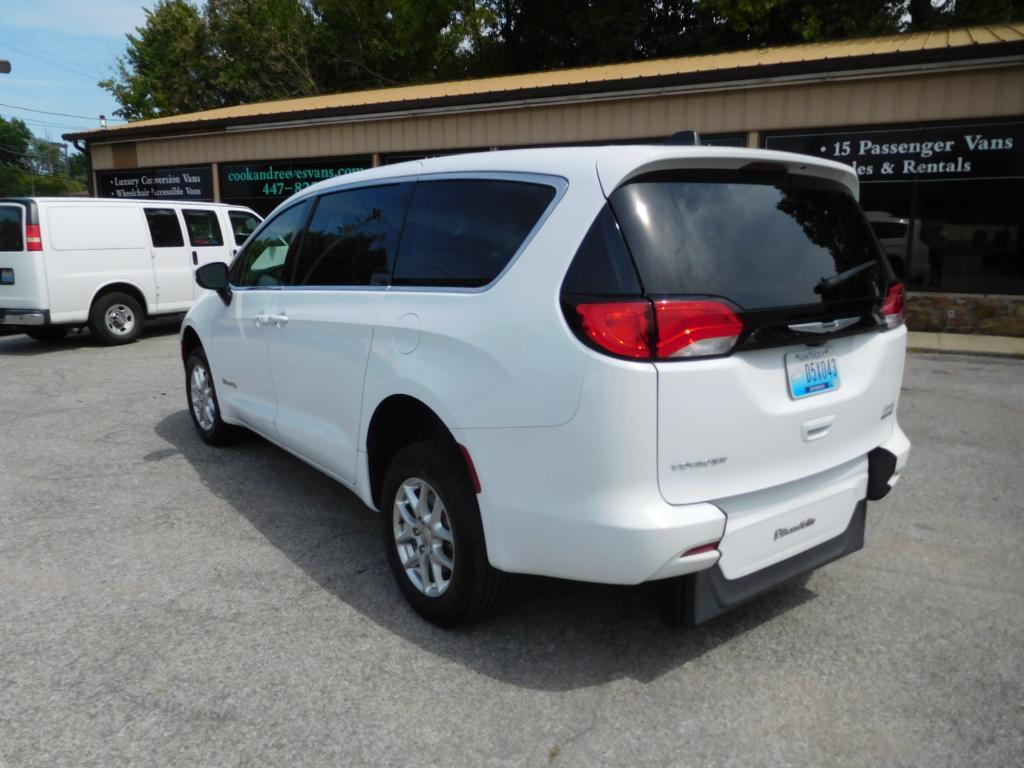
609, 170, 891, 310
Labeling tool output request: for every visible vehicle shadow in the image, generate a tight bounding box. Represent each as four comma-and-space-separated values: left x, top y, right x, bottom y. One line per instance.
154, 409, 815, 691
0, 316, 183, 355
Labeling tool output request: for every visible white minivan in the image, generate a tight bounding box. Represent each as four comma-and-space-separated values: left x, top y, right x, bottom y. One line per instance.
0, 198, 261, 344
181, 145, 910, 627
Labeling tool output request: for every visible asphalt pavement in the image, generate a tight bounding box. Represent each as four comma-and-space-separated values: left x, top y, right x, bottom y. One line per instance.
1, 323, 1022, 768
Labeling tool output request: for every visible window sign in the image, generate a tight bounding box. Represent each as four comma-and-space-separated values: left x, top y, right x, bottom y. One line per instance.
765, 121, 1024, 182
219, 156, 372, 212
98, 166, 213, 201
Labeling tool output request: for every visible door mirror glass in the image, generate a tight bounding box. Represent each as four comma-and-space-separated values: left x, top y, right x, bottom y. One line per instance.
196, 261, 229, 290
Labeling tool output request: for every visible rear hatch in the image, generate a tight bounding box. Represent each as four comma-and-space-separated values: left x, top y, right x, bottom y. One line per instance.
0, 200, 48, 311
561, 157, 905, 508
611, 166, 903, 504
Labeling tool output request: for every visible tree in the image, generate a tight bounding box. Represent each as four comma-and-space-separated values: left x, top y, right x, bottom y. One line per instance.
907, 0, 1024, 29
69, 151, 89, 183
0, 117, 33, 171
0, 117, 85, 196
100, 0, 1024, 120
100, 0, 219, 121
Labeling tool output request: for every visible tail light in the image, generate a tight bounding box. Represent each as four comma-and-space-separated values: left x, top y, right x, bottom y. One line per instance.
575, 301, 652, 359
572, 299, 743, 360
882, 282, 905, 329
654, 300, 744, 358
25, 224, 42, 252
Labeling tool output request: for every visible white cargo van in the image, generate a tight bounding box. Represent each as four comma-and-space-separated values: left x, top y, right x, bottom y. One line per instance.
0, 198, 261, 344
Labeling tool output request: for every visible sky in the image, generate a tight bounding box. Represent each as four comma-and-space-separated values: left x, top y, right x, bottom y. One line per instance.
0, 0, 150, 146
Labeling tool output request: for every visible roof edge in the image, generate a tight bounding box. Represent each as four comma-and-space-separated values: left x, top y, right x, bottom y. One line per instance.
64, 35, 1024, 144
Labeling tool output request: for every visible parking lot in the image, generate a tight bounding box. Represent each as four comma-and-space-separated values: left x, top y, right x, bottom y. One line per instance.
1, 323, 1022, 768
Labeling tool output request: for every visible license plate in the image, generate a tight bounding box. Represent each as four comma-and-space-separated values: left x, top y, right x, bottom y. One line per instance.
786, 347, 840, 399
0, 268, 12, 285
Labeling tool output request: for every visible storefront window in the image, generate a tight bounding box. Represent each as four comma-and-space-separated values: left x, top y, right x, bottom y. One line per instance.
913, 179, 1024, 294
765, 119, 1024, 295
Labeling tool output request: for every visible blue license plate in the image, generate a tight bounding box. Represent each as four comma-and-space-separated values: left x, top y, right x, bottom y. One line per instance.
786, 347, 840, 399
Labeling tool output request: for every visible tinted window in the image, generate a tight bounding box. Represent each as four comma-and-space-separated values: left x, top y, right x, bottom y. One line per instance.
561, 205, 641, 295
393, 180, 556, 287
0, 206, 23, 251
182, 209, 224, 247
291, 184, 410, 287
144, 208, 184, 248
229, 211, 261, 245
230, 200, 312, 287
610, 171, 890, 309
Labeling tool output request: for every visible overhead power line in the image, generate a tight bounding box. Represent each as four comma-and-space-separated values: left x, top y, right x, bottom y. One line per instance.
1, 115, 92, 132
0, 36, 107, 81
0, 100, 113, 122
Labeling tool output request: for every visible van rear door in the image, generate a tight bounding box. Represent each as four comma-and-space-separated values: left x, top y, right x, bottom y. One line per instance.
606, 168, 905, 505
0, 200, 49, 317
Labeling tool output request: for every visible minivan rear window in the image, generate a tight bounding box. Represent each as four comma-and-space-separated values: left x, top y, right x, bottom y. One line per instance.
609, 170, 890, 309
393, 179, 556, 288
0, 206, 22, 251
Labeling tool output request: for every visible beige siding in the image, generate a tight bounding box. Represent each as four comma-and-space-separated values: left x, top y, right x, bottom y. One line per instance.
95, 66, 1024, 173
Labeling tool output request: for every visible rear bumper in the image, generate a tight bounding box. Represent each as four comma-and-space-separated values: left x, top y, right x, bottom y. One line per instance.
683, 501, 866, 625
0, 308, 49, 326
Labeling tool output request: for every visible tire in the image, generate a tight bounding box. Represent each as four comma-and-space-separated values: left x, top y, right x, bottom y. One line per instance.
185, 348, 239, 446
25, 326, 70, 342
88, 292, 144, 345
382, 439, 509, 626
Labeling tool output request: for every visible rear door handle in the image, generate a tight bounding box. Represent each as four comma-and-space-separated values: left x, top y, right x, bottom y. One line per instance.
191, 250, 198, 266
255, 312, 273, 327
802, 415, 836, 442
267, 313, 289, 327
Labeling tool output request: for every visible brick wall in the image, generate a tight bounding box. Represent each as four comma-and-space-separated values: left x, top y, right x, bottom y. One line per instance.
906, 293, 1024, 337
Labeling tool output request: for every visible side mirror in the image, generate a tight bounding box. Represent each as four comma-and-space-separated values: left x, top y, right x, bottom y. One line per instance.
195, 261, 232, 305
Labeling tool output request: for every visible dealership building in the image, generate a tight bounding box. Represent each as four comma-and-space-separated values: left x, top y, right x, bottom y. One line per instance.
65, 23, 1024, 334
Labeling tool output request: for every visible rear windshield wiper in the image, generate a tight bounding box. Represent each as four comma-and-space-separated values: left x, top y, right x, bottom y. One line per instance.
815, 259, 877, 294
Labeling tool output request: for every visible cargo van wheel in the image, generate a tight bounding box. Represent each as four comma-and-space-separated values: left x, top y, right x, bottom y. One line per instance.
89, 292, 144, 345
25, 326, 70, 342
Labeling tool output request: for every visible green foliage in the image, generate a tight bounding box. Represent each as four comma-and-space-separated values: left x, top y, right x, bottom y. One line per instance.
0, 117, 85, 196
906, 0, 1024, 29
0, 117, 33, 171
100, 0, 1024, 121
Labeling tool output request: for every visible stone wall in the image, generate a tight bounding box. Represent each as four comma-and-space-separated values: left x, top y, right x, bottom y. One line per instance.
906, 293, 1024, 336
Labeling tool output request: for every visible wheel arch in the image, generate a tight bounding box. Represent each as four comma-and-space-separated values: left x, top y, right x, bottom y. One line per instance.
181, 324, 203, 364
89, 281, 149, 318
365, 394, 462, 509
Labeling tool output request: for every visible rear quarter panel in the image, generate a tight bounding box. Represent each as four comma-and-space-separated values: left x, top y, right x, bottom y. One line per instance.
361, 175, 607, 443
42, 204, 155, 322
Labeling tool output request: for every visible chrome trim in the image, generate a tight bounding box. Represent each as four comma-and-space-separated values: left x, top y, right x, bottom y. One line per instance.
787, 317, 860, 334
0, 309, 48, 326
